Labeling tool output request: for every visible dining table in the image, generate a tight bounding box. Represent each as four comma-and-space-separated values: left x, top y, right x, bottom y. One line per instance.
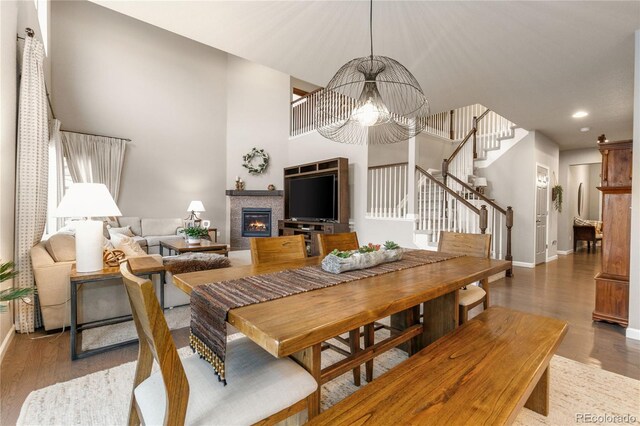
173, 253, 512, 418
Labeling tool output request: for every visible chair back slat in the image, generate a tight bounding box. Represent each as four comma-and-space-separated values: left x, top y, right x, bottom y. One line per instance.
120, 262, 189, 426
317, 232, 359, 257
437, 231, 491, 259
250, 235, 307, 265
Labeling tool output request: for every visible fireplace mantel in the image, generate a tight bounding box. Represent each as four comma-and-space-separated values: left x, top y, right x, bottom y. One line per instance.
226, 190, 283, 197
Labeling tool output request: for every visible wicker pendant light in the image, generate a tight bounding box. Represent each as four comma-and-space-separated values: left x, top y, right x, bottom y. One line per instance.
316, 0, 430, 145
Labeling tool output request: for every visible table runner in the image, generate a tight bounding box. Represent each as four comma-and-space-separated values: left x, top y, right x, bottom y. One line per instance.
190, 250, 461, 384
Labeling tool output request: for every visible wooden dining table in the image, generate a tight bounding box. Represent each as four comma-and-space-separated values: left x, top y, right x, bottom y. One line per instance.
173, 254, 511, 418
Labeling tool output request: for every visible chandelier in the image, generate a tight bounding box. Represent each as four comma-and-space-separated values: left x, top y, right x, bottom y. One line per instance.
316, 0, 430, 145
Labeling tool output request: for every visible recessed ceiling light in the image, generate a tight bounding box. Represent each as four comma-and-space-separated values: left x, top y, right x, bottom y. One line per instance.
580, 127, 590, 132
572, 111, 589, 118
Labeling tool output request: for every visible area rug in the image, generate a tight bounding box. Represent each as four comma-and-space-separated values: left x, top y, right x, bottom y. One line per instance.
18, 328, 640, 426
81, 306, 190, 351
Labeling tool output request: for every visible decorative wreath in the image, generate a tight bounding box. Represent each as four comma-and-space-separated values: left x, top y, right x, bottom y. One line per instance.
242, 148, 269, 175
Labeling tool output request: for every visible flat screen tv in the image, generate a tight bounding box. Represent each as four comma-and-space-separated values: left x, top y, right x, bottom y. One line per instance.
288, 175, 337, 221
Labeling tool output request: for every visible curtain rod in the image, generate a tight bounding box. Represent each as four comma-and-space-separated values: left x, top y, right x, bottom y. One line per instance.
60, 129, 131, 142
16, 27, 34, 41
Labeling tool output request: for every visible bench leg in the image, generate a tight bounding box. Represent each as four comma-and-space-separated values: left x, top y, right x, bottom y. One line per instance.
525, 366, 549, 416
349, 329, 361, 386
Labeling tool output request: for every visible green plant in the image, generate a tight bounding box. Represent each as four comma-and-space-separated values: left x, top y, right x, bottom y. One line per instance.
383, 241, 400, 250
180, 227, 209, 238
552, 185, 563, 212
330, 249, 353, 259
0, 261, 33, 313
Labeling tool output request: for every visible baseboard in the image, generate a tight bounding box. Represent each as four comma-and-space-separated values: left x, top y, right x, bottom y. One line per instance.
512, 261, 535, 268
557, 250, 574, 255
488, 271, 506, 283
0, 324, 15, 363
546, 255, 558, 262
626, 327, 640, 341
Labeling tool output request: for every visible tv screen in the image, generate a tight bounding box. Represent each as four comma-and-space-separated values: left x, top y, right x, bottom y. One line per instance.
288, 175, 337, 221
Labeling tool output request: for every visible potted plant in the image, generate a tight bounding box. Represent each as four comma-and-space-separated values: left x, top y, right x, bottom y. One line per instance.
0, 261, 33, 313
180, 227, 209, 244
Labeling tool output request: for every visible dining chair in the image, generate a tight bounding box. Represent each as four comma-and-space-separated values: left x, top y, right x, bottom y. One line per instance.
250, 234, 307, 265
317, 232, 359, 256
437, 231, 492, 324
120, 261, 317, 426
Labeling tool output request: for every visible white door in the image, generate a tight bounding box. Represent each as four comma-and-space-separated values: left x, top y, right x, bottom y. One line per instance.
535, 165, 549, 264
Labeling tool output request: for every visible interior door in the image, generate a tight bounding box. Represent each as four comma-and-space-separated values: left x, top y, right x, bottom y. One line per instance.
535, 166, 549, 264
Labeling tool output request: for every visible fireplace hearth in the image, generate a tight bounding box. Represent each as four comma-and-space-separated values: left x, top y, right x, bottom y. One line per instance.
241, 208, 272, 237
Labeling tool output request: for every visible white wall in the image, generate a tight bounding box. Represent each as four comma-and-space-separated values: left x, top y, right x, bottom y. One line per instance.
557, 148, 601, 252
50, 0, 229, 239
627, 29, 640, 340
417, 133, 456, 172
478, 132, 536, 264
587, 163, 601, 220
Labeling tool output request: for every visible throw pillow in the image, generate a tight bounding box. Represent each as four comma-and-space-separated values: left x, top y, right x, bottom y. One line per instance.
45, 233, 76, 262
110, 233, 147, 257
108, 226, 135, 238
574, 217, 592, 227
163, 252, 231, 274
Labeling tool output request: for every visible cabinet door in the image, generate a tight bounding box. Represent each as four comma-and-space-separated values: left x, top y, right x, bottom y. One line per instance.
601, 192, 631, 277
602, 148, 632, 187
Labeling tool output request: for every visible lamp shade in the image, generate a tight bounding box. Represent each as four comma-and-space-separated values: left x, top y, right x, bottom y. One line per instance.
55, 183, 122, 218
187, 200, 205, 212
474, 177, 488, 187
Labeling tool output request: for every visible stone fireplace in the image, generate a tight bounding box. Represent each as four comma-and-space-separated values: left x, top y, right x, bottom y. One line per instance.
226, 190, 284, 250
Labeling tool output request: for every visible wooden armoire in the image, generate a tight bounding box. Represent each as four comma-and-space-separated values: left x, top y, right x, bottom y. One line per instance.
593, 137, 632, 327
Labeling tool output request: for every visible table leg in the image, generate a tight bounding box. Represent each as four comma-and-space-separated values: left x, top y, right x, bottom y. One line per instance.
390, 305, 421, 355
160, 271, 166, 310
348, 328, 361, 386
70, 280, 79, 360
292, 343, 321, 418
421, 290, 459, 348
160, 244, 164, 257
364, 323, 374, 382
525, 366, 549, 415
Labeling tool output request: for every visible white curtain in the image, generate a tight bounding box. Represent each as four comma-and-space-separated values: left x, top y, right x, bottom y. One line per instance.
14, 36, 49, 333
60, 132, 127, 202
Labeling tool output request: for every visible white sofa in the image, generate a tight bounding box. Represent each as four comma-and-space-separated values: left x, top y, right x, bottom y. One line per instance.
31, 217, 190, 331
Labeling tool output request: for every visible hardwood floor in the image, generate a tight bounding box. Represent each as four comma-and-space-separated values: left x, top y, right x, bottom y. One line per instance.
1, 252, 639, 425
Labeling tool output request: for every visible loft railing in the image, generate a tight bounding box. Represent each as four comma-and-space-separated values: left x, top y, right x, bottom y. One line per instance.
367, 162, 409, 219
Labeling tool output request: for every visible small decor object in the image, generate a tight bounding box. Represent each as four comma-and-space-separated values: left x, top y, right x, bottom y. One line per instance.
322, 241, 403, 274
267, 184, 276, 191
242, 148, 269, 175
235, 176, 245, 191
552, 185, 563, 212
316, 0, 429, 145
102, 249, 126, 267
0, 261, 33, 313
180, 226, 209, 244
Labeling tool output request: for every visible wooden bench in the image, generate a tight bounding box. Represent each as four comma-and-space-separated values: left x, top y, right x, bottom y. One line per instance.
573, 224, 602, 253
308, 307, 568, 425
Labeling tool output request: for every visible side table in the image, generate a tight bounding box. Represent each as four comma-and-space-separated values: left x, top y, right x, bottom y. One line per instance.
159, 239, 229, 257
69, 256, 165, 360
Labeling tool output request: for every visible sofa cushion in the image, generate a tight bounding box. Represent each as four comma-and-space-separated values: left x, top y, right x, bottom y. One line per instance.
110, 234, 147, 257
117, 217, 142, 236
145, 235, 184, 248
141, 218, 182, 237
108, 226, 135, 238
132, 236, 148, 249
44, 233, 76, 262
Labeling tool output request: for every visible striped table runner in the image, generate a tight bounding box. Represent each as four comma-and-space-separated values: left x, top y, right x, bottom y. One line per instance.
190, 250, 461, 383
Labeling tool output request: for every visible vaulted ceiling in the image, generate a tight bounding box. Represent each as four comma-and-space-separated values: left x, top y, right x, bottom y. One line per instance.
92, 1, 639, 150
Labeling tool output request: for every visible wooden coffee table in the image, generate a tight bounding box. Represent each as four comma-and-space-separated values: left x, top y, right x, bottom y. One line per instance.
159, 239, 229, 257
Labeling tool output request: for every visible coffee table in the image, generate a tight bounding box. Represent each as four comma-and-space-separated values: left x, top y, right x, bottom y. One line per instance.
69, 256, 165, 360
159, 239, 229, 257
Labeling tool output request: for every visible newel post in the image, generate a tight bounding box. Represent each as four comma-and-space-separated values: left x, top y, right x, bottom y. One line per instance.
479, 205, 488, 234
472, 116, 478, 159
506, 206, 514, 277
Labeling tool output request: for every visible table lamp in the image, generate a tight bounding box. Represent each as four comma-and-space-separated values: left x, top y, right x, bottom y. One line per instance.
55, 183, 122, 272
474, 177, 488, 195
186, 200, 205, 223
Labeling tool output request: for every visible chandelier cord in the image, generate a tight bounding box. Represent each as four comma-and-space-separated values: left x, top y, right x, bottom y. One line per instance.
369, 0, 374, 59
